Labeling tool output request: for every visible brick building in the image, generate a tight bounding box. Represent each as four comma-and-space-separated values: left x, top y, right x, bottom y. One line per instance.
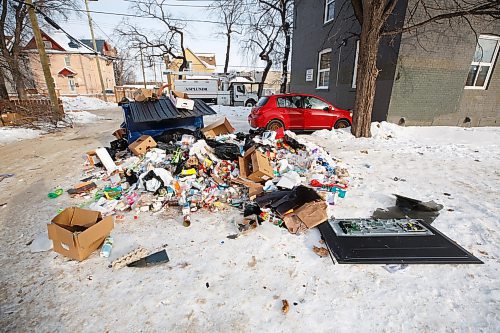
290, 0, 500, 126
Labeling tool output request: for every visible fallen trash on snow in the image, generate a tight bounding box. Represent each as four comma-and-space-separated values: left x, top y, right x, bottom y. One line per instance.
47, 207, 114, 261
44, 97, 352, 263
127, 249, 170, 267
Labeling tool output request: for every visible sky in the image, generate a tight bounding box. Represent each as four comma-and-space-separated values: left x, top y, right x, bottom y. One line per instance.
58, 0, 268, 82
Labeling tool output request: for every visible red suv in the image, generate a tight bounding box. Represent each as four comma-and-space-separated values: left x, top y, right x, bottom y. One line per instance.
248, 93, 352, 131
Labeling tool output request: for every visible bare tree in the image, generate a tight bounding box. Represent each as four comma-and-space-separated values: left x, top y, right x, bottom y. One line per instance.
350, 0, 500, 137
0, 0, 78, 100
113, 47, 136, 86
242, 7, 281, 98
116, 0, 188, 79
210, 0, 246, 74
256, 0, 293, 93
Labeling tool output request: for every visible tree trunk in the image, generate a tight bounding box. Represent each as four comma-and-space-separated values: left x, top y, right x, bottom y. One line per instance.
0, 72, 8, 99
9, 58, 27, 99
224, 32, 231, 74
280, 23, 291, 93
351, 0, 386, 138
258, 59, 272, 98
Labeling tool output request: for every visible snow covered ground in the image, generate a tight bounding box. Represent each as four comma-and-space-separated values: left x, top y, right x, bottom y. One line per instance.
1, 107, 499, 332
61, 96, 117, 111
0, 127, 43, 144
205, 105, 252, 132
65, 110, 104, 124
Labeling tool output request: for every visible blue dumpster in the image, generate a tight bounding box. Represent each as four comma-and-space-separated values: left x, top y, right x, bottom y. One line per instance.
121, 98, 217, 142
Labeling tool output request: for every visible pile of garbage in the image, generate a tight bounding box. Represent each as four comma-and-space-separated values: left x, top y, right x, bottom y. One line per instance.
47, 117, 350, 262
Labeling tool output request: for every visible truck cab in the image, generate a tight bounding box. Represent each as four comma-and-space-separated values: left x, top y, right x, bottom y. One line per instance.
229, 83, 258, 107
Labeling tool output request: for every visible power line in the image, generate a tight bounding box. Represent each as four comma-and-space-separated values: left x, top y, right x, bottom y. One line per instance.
56, 7, 257, 26
122, 0, 211, 8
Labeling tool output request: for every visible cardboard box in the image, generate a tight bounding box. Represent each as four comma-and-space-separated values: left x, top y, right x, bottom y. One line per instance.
112, 128, 127, 140
202, 117, 236, 138
47, 207, 114, 261
170, 90, 194, 110
128, 135, 157, 156
133, 88, 154, 102
238, 146, 274, 183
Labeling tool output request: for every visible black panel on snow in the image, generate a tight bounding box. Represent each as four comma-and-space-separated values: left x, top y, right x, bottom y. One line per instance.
318, 218, 483, 264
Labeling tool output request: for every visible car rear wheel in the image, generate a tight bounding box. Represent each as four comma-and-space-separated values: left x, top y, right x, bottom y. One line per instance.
266, 119, 284, 131
334, 119, 350, 129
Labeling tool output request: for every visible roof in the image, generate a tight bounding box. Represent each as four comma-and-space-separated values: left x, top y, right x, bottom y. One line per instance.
126, 98, 216, 123
58, 67, 77, 76
197, 54, 216, 67
79, 39, 105, 53
44, 31, 95, 54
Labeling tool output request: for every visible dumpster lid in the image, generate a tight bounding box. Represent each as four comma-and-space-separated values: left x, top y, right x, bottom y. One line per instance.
127, 98, 216, 123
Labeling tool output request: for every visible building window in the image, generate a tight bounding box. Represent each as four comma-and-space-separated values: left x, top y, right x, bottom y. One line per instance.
317, 48, 331, 89
186, 61, 192, 71
465, 35, 500, 90
43, 40, 52, 49
68, 76, 76, 93
324, 0, 335, 23
64, 55, 71, 67
352, 40, 359, 88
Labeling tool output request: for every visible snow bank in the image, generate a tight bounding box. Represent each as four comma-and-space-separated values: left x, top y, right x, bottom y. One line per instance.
62, 96, 117, 111
0, 127, 43, 143
65, 111, 104, 124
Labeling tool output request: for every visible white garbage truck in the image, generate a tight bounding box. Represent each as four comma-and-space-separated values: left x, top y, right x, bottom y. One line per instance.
167, 72, 259, 107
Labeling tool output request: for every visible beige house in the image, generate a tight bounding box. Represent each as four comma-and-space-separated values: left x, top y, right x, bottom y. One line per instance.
167, 48, 216, 84
24, 30, 116, 97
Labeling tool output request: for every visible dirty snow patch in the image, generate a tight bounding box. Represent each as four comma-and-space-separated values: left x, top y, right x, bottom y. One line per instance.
65, 111, 104, 124
62, 96, 117, 111
0, 127, 43, 143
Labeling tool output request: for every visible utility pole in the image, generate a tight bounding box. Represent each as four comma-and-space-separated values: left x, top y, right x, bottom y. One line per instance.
152, 61, 157, 87
139, 46, 147, 89
84, 0, 108, 102
26, 0, 62, 118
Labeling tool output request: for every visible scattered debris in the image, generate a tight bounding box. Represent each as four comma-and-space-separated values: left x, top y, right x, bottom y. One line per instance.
312, 246, 329, 258
127, 249, 170, 267
281, 299, 289, 314
0, 173, 15, 182
383, 264, 409, 273
111, 247, 149, 269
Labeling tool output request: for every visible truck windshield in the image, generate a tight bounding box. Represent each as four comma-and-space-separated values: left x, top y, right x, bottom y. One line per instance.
257, 97, 269, 107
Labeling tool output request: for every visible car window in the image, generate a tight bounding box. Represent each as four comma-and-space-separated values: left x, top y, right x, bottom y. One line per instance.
303, 96, 329, 110
257, 97, 269, 106
277, 96, 301, 108
236, 85, 245, 93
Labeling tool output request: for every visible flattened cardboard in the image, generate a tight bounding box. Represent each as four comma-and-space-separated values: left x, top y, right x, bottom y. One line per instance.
238, 146, 274, 183
128, 135, 157, 156
48, 207, 114, 261
294, 200, 328, 228
202, 117, 236, 138
95, 147, 118, 174
232, 177, 264, 197
86, 150, 101, 167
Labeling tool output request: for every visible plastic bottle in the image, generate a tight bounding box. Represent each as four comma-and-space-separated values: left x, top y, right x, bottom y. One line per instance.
100, 237, 113, 258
